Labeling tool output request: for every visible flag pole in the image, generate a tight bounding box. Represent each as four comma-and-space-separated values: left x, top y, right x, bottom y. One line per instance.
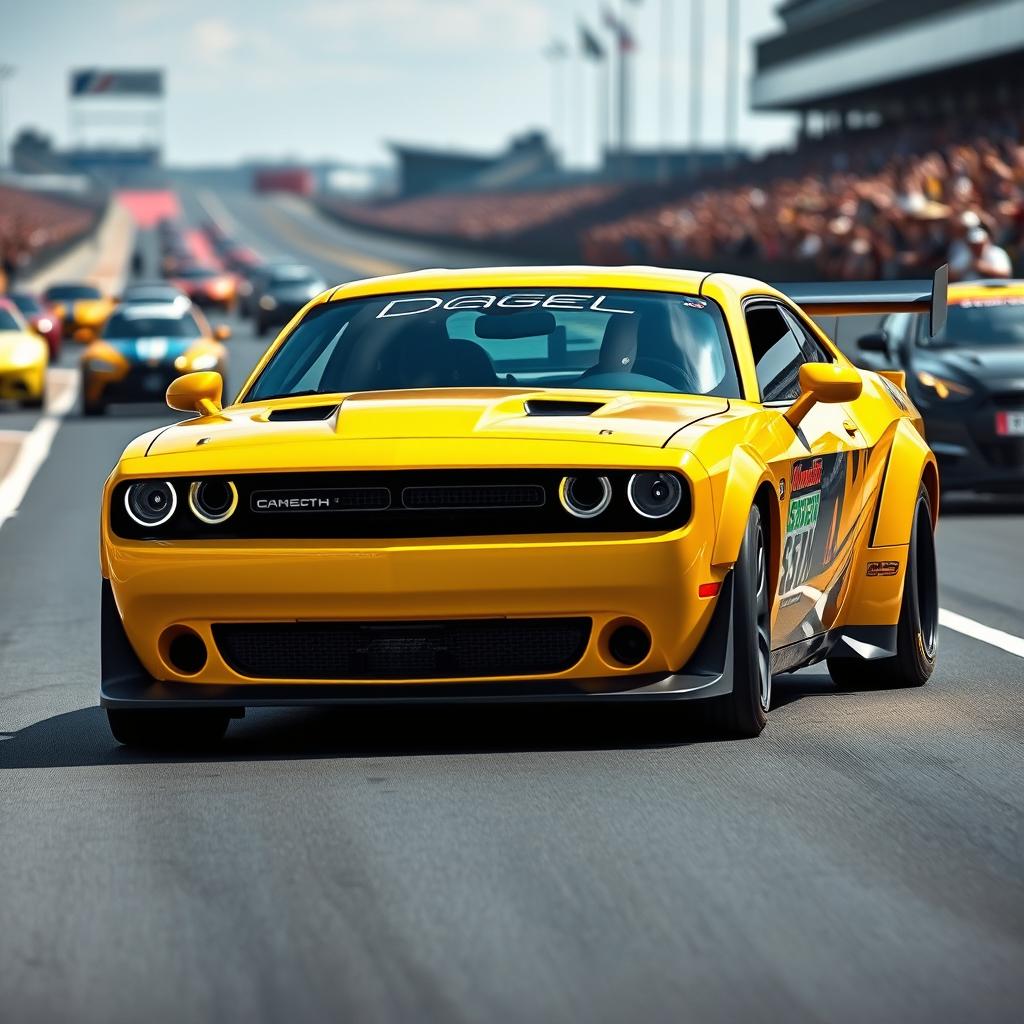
689, 0, 703, 178
658, 0, 673, 183
725, 0, 739, 167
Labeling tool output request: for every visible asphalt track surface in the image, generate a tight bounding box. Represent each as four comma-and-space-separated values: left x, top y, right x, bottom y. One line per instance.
0, 189, 1022, 1024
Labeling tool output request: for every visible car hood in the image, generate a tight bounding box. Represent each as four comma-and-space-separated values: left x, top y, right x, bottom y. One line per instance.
144, 389, 729, 459
0, 330, 45, 363
920, 346, 1024, 384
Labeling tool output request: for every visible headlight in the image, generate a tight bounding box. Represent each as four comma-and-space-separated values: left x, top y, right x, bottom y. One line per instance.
189, 353, 220, 371
11, 342, 41, 365
627, 472, 684, 519
558, 474, 612, 518
86, 358, 119, 373
125, 480, 177, 527
36, 317, 54, 333
188, 479, 238, 524
915, 370, 974, 401
259, 295, 277, 310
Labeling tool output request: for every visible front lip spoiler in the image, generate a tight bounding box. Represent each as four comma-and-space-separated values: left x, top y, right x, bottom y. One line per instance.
99, 575, 737, 708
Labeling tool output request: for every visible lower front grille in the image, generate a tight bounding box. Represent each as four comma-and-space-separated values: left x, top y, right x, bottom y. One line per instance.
213, 617, 592, 680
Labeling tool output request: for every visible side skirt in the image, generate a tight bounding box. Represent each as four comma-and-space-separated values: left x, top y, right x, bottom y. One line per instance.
771, 624, 898, 675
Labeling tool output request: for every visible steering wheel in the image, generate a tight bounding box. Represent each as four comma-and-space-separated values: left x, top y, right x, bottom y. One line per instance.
632, 357, 697, 393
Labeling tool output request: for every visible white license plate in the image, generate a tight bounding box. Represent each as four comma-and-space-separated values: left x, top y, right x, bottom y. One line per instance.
996, 411, 1024, 436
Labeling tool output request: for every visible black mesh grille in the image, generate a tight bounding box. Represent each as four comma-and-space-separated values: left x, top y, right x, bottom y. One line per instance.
213, 618, 591, 680
401, 484, 545, 510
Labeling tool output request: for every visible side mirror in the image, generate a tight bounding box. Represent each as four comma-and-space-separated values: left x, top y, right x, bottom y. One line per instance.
856, 330, 888, 355
785, 362, 863, 428
166, 371, 224, 417
213, 324, 232, 341
73, 326, 96, 343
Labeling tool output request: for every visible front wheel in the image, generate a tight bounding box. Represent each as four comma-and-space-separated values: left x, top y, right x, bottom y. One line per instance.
828, 484, 937, 689
107, 708, 231, 749
703, 504, 771, 738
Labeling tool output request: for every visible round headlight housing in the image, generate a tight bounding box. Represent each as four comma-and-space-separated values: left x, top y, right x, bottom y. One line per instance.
188, 479, 238, 524
627, 472, 684, 519
125, 480, 177, 527
558, 474, 612, 519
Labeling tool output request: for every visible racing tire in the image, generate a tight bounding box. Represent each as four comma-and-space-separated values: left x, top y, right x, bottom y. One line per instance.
828, 484, 937, 689
106, 708, 231, 749
19, 393, 45, 410
83, 398, 106, 417
702, 504, 771, 738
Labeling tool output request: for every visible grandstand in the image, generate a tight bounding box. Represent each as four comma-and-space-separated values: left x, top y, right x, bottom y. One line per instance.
752, 0, 1024, 130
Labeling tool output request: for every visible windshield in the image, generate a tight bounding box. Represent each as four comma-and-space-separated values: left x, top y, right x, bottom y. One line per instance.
245, 288, 740, 401
103, 310, 202, 339
10, 294, 42, 315
123, 287, 181, 302
269, 266, 318, 285
923, 298, 1024, 348
45, 284, 101, 301
174, 267, 218, 280
0, 307, 23, 331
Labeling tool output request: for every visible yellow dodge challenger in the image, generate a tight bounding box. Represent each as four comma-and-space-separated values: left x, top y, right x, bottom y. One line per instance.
99, 266, 945, 747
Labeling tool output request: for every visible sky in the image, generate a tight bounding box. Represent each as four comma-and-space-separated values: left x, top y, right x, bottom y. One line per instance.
1, 0, 796, 169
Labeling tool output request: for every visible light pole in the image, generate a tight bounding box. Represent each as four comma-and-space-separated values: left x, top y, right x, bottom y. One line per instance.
0, 65, 15, 171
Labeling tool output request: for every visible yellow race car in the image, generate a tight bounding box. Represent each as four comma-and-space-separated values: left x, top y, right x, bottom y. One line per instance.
99, 265, 945, 747
43, 282, 115, 338
0, 296, 48, 409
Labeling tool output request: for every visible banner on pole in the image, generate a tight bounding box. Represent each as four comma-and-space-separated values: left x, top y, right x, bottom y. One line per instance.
70, 70, 164, 98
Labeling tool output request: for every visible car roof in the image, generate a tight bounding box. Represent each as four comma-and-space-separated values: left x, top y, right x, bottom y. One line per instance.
948, 280, 1024, 304
114, 298, 193, 318
327, 265, 712, 304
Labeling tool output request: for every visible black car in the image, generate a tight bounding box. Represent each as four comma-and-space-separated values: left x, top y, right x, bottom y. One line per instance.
858, 281, 1024, 493
249, 263, 327, 336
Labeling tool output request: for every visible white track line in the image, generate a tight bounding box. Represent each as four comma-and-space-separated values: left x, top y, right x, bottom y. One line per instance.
939, 608, 1024, 659
0, 370, 79, 532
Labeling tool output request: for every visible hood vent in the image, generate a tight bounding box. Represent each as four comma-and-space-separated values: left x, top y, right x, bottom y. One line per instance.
267, 405, 339, 422
524, 399, 605, 417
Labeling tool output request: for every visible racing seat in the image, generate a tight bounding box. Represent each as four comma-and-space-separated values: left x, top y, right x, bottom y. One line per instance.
451, 339, 498, 387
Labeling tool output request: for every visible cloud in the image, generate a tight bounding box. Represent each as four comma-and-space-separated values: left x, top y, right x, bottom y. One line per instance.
301, 0, 547, 54
192, 17, 241, 63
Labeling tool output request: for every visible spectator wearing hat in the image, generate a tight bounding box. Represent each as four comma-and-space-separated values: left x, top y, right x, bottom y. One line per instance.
958, 226, 1012, 280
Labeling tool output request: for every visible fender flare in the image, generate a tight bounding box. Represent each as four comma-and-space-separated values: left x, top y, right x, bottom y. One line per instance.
871, 418, 939, 547
711, 445, 781, 584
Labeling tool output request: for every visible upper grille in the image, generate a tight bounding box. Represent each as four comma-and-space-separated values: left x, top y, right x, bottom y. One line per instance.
213, 617, 591, 680
401, 484, 545, 510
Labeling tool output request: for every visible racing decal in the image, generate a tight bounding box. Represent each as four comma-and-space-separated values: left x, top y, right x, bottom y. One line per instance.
376, 293, 635, 319
867, 560, 900, 577
779, 452, 848, 597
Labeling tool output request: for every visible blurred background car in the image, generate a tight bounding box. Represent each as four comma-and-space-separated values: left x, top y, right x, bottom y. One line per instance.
119, 281, 187, 305
42, 282, 115, 339
80, 300, 229, 416
8, 290, 62, 359
166, 264, 237, 314
860, 280, 1024, 493
249, 262, 327, 335
0, 296, 48, 409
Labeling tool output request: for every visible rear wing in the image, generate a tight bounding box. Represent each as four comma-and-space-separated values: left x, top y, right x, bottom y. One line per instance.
776, 264, 948, 337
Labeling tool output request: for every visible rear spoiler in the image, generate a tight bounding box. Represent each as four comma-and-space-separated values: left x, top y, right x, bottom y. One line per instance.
776, 264, 948, 337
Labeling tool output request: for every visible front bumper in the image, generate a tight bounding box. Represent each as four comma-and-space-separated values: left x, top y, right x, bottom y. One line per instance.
0, 364, 45, 402
100, 575, 736, 707
85, 364, 189, 405
925, 405, 1024, 492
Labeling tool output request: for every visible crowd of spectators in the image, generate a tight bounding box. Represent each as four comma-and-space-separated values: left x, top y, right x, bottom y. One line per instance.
326, 183, 620, 244
0, 184, 96, 290
583, 112, 1024, 281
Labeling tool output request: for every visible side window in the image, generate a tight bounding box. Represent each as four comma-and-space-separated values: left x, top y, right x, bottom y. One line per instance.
746, 303, 805, 403
781, 307, 832, 363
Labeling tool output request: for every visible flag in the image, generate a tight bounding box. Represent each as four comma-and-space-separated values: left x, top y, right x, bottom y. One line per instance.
602, 8, 637, 52
579, 23, 606, 61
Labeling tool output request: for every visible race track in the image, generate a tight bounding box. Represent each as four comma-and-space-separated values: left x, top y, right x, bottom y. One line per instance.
0, 189, 1021, 1023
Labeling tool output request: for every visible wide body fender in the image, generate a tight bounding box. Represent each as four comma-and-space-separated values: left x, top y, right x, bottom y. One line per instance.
871, 417, 939, 547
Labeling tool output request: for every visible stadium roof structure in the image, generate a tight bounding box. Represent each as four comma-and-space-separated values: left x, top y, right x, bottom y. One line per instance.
752, 0, 1024, 112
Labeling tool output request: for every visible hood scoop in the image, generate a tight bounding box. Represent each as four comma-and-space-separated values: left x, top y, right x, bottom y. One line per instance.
524, 398, 606, 417
267, 404, 339, 422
